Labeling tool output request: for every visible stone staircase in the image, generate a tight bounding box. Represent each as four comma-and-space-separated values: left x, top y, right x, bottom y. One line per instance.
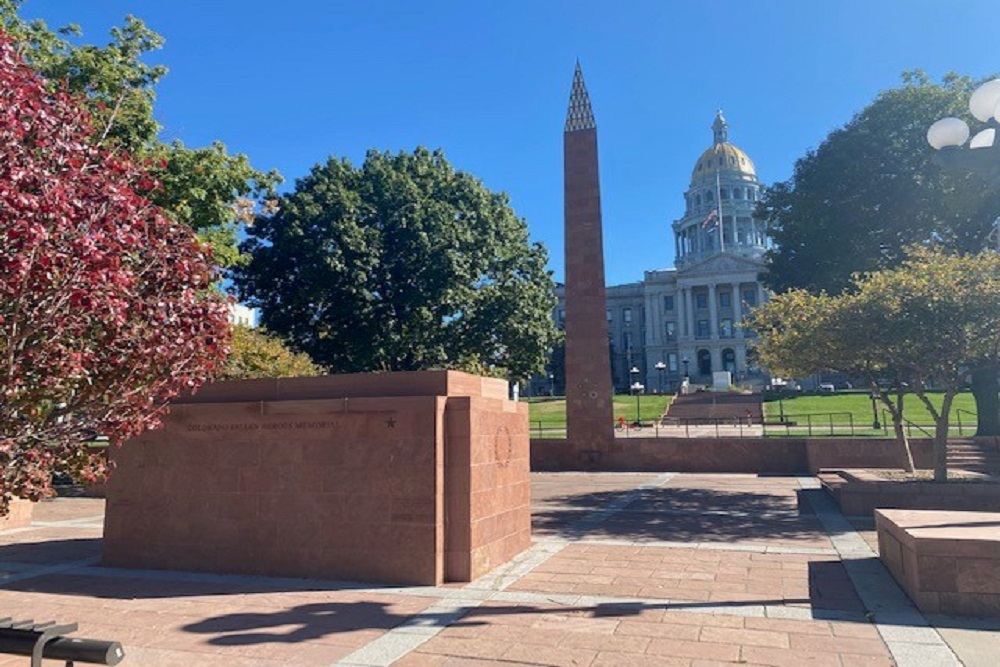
664, 391, 763, 424
946, 438, 1000, 476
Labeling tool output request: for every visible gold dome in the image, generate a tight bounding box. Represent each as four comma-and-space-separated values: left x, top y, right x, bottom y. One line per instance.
691, 142, 756, 181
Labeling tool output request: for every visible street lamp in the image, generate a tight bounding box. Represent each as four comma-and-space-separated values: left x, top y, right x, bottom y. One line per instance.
629, 366, 641, 424
682, 357, 690, 379
630, 381, 644, 425
870, 391, 882, 430
927, 78, 1000, 188
654, 361, 666, 393
548, 373, 555, 397
927, 80, 1000, 440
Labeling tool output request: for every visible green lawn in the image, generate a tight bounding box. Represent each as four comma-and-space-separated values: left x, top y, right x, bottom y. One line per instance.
765, 391, 977, 426
526, 394, 672, 429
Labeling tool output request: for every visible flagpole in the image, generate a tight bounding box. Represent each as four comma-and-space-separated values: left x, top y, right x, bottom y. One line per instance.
716, 169, 724, 252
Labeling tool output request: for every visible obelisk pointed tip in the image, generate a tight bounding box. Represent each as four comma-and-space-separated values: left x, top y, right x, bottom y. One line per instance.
565, 62, 596, 133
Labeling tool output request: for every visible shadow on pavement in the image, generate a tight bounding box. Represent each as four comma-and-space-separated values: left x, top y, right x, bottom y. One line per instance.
533, 486, 837, 544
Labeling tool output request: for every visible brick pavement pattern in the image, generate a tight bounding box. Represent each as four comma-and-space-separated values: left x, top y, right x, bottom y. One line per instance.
1, 473, 991, 665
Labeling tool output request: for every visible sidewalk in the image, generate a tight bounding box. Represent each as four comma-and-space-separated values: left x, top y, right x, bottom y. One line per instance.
0, 473, 996, 666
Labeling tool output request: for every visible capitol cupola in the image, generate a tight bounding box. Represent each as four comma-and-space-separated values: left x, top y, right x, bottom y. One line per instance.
672, 111, 768, 267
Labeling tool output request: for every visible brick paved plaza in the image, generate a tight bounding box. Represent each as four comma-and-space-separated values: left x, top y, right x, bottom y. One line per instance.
1, 473, 997, 666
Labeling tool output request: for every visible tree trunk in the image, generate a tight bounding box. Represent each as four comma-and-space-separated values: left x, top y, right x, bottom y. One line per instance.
933, 429, 949, 483
971, 364, 1000, 437
933, 392, 955, 484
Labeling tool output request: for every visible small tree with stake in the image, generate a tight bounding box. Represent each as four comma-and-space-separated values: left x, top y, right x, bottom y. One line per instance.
0, 34, 231, 514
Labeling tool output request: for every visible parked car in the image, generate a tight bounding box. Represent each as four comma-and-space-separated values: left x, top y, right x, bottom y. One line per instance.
818, 383, 836, 393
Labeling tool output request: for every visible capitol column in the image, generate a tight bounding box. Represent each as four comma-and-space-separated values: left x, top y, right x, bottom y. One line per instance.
733, 283, 743, 338
684, 287, 694, 339
708, 283, 718, 338
675, 287, 686, 341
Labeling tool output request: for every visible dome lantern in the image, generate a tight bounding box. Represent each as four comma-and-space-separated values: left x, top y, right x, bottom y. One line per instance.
712, 109, 728, 145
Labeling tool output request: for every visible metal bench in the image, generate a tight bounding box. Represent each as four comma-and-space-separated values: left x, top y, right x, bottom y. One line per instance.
0, 618, 124, 666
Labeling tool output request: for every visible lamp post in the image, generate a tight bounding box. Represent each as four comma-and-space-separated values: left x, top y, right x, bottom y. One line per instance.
654, 361, 666, 394
927, 79, 1000, 439
629, 366, 642, 424
548, 373, 554, 397
630, 381, 644, 424
778, 387, 785, 423
870, 391, 881, 430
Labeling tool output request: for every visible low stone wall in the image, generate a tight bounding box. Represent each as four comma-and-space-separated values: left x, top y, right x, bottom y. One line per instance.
877, 509, 1000, 616
0, 498, 33, 529
530, 437, 934, 474
820, 469, 1000, 516
104, 371, 530, 586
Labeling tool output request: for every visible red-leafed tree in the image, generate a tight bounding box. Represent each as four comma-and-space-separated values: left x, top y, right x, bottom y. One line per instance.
0, 34, 231, 514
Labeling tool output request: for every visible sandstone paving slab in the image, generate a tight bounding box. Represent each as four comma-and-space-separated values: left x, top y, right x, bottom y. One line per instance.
405, 601, 895, 666
33, 497, 106, 523
508, 543, 865, 613
0, 570, 438, 667
9, 474, 1000, 665
532, 472, 833, 550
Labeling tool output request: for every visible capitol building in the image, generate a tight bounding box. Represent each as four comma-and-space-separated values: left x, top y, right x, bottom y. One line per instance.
551, 111, 772, 394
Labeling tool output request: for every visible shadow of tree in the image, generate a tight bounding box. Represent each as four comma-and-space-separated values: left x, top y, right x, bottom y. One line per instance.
179, 590, 870, 648
533, 486, 835, 544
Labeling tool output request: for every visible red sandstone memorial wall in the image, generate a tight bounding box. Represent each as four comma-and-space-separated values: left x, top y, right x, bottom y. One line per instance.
530, 437, 934, 474
103, 371, 529, 586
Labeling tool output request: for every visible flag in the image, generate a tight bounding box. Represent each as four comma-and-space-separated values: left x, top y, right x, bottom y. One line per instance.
701, 208, 718, 229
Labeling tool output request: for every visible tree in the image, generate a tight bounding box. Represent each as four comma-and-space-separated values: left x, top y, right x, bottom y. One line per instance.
219, 326, 324, 380
0, 1, 280, 267
234, 148, 560, 383
759, 71, 1000, 434
0, 34, 231, 513
750, 248, 1000, 481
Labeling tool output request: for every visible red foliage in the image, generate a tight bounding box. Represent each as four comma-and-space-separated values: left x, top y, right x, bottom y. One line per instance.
0, 34, 231, 512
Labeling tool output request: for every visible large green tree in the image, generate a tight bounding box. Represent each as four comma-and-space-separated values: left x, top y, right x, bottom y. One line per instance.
234, 148, 559, 383
759, 71, 1000, 434
0, 1, 279, 267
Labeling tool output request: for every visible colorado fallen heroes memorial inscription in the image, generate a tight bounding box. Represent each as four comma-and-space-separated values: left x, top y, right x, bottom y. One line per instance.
102, 371, 531, 585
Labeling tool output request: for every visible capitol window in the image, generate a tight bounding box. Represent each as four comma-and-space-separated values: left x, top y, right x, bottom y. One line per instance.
720, 188, 729, 200
663, 295, 674, 311
706, 190, 714, 202
720, 318, 733, 338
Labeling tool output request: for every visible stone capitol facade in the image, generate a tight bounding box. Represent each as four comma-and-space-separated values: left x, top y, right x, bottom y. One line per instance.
547, 111, 772, 395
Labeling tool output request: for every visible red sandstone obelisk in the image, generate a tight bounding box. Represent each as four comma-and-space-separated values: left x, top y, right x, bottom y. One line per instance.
564, 63, 614, 449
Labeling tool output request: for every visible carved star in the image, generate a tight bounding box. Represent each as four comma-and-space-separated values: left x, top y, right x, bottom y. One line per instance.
386, 417, 396, 429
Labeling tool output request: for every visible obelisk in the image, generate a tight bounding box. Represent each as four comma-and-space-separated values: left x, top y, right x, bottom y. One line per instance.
563, 63, 614, 449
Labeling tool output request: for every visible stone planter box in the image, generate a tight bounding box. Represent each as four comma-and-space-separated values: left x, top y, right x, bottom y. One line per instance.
820, 468, 1000, 517
877, 509, 1000, 616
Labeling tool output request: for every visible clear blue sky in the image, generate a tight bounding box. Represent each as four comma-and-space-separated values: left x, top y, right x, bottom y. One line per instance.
22, 0, 1000, 286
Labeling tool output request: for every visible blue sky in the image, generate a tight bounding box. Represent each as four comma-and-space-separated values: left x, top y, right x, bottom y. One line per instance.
21, 1, 1000, 286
